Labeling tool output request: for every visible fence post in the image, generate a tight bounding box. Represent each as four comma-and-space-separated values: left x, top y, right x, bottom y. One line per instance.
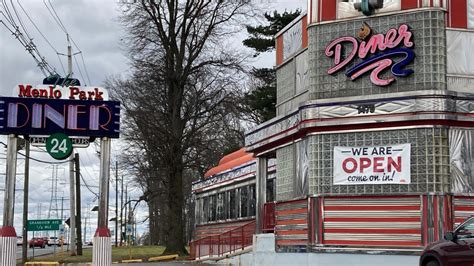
209, 236, 212, 257
241, 226, 244, 250
218, 234, 221, 256
193, 240, 201, 259
229, 229, 232, 254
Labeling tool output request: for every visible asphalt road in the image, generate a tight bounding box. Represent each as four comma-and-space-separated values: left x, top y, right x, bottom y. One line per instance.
16, 245, 66, 260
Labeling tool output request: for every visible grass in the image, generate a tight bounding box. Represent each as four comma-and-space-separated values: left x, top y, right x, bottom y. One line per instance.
25, 246, 168, 263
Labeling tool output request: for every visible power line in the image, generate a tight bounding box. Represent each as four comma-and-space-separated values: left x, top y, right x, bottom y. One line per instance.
73, 53, 86, 85
43, 0, 67, 34
78, 52, 91, 85
0, 0, 56, 76
80, 173, 99, 198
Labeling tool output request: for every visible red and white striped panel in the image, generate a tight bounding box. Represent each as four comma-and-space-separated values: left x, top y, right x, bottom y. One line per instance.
275, 199, 309, 247
446, 0, 474, 28
307, 0, 473, 29
453, 196, 474, 226
322, 196, 422, 247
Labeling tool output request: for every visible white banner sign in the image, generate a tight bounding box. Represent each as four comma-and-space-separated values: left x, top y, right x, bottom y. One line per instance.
333, 144, 411, 185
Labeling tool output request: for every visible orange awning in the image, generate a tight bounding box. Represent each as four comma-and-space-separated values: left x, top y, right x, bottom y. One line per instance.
204, 148, 254, 178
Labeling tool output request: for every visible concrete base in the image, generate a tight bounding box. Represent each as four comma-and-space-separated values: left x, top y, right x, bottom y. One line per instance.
217, 234, 420, 266
92, 228, 111, 266
0, 226, 17, 266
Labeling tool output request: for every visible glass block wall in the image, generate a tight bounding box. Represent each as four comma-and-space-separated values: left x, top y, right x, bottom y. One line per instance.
309, 10, 446, 100
276, 60, 295, 106
308, 127, 450, 195
276, 144, 296, 201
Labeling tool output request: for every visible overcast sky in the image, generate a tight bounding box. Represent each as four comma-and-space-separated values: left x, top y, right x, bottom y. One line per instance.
0, 0, 306, 240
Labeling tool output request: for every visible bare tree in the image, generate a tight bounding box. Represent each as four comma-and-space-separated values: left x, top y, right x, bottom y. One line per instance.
110, 0, 252, 254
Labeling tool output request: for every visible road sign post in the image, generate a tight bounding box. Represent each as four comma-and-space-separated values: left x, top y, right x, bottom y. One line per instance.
93, 137, 112, 266
0, 134, 18, 266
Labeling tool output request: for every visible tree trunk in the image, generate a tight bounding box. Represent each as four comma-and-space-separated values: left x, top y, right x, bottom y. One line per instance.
163, 150, 187, 255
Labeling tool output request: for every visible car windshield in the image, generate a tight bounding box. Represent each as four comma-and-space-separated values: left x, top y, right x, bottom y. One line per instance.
456, 218, 474, 239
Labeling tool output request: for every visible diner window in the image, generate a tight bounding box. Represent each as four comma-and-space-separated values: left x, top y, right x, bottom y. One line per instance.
217, 193, 225, 220
249, 184, 256, 216
202, 197, 209, 223
209, 194, 217, 221
240, 186, 248, 218
267, 179, 275, 202
229, 189, 237, 219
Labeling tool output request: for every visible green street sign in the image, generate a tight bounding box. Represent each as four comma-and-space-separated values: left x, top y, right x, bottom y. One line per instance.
27, 219, 61, 231
46, 133, 73, 160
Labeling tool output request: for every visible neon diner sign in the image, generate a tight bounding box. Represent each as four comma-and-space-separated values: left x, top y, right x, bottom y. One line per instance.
325, 24, 415, 86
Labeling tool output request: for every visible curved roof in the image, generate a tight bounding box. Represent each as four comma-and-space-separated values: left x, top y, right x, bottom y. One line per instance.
204, 148, 254, 178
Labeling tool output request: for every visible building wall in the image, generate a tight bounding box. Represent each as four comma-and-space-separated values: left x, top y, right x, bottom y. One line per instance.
309, 10, 446, 100
276, 50, 309, 116
276, 144, 296, 201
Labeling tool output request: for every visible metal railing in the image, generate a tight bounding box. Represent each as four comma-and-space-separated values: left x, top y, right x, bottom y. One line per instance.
263, 202, 276, 233
190, 220, 256, 260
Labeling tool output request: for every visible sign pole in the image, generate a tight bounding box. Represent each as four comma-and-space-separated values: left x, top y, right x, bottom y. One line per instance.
69, 151, 76, 256
0, 134, 18, 266
22, 138, 30, 264
32, 231, 35, 259
93, 137, 112, 266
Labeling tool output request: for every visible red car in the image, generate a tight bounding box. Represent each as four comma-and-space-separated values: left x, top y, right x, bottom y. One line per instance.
28, 237, 46, 248
419, 216, 474, 266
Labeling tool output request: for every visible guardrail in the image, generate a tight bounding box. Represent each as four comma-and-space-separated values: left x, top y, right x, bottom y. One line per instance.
190, 220, 256, 260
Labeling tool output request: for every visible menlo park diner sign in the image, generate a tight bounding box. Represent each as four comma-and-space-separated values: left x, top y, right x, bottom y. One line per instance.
0, 84, 120, 138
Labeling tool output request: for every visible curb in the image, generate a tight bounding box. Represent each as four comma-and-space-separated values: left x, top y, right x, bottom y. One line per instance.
148, 254, 178, 262
120, 259, 143, 263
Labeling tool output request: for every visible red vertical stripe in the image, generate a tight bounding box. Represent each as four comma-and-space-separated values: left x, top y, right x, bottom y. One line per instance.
302, 16, 308, 49
449, 0, 467, 28
320, 0, 336, 21
402, 0, 419, 9
422, 195, 428, 245
318, 197, 324, 245
444, 195, 453, 232
430, 0, 434, 7
276, 35, 283, 66
318, 0, 321, 23
433, 196, 439, 241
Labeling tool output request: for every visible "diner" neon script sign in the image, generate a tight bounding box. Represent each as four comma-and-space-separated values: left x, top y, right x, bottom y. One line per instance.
325, 24, 415, 86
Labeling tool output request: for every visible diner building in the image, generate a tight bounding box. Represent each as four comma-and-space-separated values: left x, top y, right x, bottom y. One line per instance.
191, 0, 474, 263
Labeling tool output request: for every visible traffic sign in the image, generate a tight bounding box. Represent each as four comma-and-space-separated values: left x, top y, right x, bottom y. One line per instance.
46, 133, 73, 160
27, 219, 61, 231
126, 224, 132, 235
59, 224, 65, 237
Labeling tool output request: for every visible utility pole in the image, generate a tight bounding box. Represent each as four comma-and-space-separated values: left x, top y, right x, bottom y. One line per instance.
120, 175, 124, 246
22, 138, 30, 264
61, 197, 64, 220
67, 34, 76, 256
115, 160, 118, 247
75, 153, 82, 255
